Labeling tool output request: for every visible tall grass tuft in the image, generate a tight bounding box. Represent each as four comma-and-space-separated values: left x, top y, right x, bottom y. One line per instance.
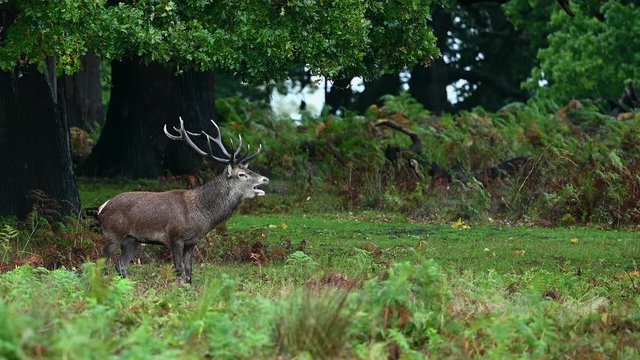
275, 289, 353, 359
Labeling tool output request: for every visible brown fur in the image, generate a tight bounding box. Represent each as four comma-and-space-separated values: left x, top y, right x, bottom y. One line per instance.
99, 165, 268, 283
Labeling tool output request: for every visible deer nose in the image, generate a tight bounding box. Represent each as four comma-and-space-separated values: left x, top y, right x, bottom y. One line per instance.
262, 177, 269, 184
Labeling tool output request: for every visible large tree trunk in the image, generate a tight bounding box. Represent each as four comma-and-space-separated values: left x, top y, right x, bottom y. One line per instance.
0, 63, 80, 218
59, 54, 105, 130
409, 8, 452, 113
409, 60, 451, 113
82, 59, 215, 178
351, 74, 401, 113
325, 77, 353, 114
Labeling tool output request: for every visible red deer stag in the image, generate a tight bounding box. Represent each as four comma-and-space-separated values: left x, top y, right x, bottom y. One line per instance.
98, 118, 268, 284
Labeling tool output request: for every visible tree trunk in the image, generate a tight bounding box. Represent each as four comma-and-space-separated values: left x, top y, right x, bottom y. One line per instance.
325, 77, 353, 114
82, 59, 215, 178
59, 54, 105, 130
0, 64, 80, 218
352, 74, 401, 113
409, 60, 451, 113
409, 8, 452, 113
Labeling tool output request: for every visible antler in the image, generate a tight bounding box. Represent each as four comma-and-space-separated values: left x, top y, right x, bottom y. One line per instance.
240, 143, 262, 165
163, 117, 208, 157
164, 117, 262, 165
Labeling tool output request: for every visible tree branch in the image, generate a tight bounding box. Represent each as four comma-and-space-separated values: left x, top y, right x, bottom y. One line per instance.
458, 0, 574, 17
447, 67, 526, 99
457, 0, 510, 4
374, 119, 423, 154
556, 0, 575, 17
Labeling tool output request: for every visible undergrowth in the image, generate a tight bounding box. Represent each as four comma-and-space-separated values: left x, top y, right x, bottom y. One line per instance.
0, 252, 637, 359
214, 94, 640, 226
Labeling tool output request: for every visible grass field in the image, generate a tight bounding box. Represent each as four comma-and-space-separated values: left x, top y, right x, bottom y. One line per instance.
1, 208, 639, 359
228, 212, 639, 274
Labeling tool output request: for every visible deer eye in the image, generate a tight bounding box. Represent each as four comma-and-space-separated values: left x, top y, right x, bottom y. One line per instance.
238, 172, 247, 178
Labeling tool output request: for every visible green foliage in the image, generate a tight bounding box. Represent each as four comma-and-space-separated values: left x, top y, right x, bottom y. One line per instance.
215, 95, 392, 201
82, 259, 110, 303
353, 257, 447, 354
0, 0, 439, 82
528, 1, 640, 102
508, 102, 640, 224
284, 251, 318, 282
450, 177, 492, 220
74, 91, 640, 226
215, 93, 640, 225
379, 92, 430, 120
0, 0, 118, 73
0, 211, 639, 358
504, 0, 560, 51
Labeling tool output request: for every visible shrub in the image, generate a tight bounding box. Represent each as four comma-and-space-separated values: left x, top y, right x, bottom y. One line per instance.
204, 94, 640, 225
352, 257, 448, 356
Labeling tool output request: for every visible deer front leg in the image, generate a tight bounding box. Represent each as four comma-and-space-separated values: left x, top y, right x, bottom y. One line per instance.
171, 240, 185, 284
117, 237, 140, 278
183, 243, 196, 284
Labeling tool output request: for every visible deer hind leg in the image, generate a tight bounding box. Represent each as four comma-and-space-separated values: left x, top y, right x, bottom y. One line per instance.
171, 240, 186, 284
117, 237, 140, 278
100, 231, 121, 276
100, 231, 120, 259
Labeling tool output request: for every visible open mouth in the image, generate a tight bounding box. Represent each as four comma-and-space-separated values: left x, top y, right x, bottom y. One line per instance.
253, 185, 266, 196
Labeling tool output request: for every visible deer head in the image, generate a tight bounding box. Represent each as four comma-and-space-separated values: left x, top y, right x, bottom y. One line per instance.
164, 117, 268, 200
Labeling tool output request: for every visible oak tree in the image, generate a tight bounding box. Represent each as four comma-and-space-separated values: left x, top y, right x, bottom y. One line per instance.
0, 0, 440, 215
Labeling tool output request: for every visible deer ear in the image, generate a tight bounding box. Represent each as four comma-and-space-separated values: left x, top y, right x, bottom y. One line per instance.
225, 164, 233, 178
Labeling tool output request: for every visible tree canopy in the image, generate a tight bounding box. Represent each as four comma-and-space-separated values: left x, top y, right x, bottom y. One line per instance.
0, 0, 439, 82
527, 1, 640, 102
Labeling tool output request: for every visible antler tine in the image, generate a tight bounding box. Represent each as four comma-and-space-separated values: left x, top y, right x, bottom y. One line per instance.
164, 117, 208, 156
202, 119, 233, 158
233, 134, 243, 163
164, 124, 181, 140
203, 134, 232, 164
172, 127, 202, 141
172, 124, 201, 138
165, 117, 261, 165
240, 144, 262, 165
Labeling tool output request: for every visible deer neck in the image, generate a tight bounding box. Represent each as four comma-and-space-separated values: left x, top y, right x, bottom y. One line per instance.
194, 174, 243, 229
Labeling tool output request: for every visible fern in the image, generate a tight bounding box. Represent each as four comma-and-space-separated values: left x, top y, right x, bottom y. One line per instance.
0, 225, 19, 262
0, 225, 18, 243
284, 251, 318, 282
285, 251, 316, 266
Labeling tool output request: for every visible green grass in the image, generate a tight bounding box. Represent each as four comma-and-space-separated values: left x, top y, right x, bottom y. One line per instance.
78, 177, 184, 208
7, 181, 638, 358
226, 212, 639, 276
79, 176, 638, 278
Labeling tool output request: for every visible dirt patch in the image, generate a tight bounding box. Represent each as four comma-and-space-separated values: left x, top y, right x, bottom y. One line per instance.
386, 228, 432, 237
543, 288, 562, 301
208, 229, 305, 265
307, 272, 358, 290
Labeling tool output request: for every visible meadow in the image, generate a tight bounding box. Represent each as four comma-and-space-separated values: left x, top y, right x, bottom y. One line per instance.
2, 0, 640, 358
2, 95, 640, 359
1, 190, 639, 359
